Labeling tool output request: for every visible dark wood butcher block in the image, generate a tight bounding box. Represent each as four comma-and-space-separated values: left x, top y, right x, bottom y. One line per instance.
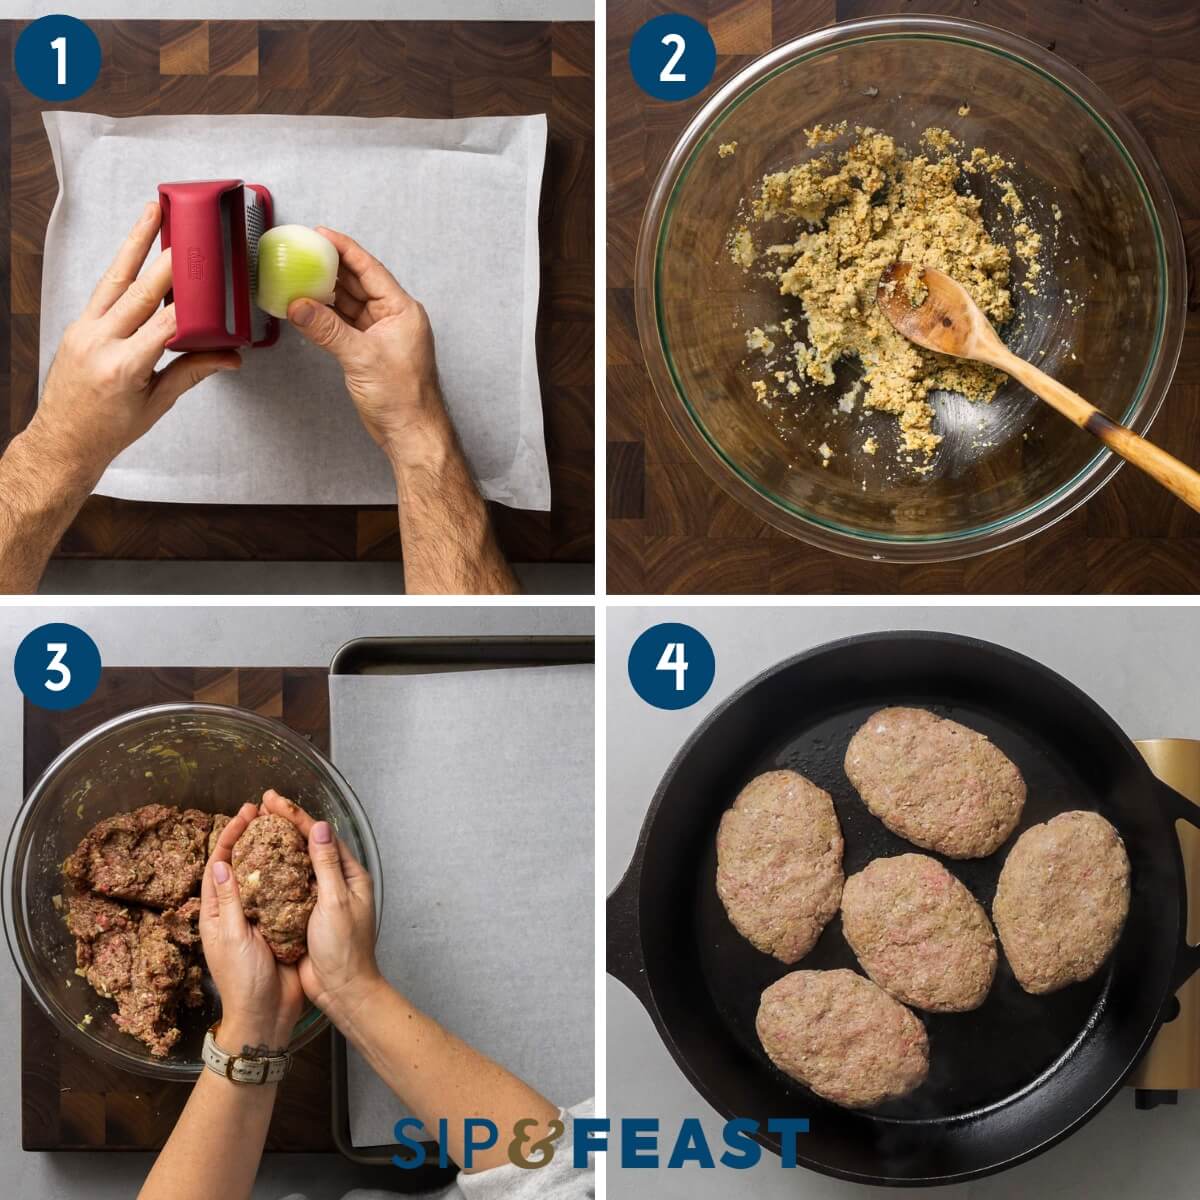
21, 666, 333, 1151
607, 0, 1200, 594
1, 19, 594, 568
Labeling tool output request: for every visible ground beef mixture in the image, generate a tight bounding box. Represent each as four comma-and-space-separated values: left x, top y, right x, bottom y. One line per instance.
756, 968, 929, 1109
844, 707, 1025, 859
64, 886, 206, 1057
232, 814, 317, 965
60, 803, 312, 1057
993, 810, 1130, 994
841, 853, 997, 1013
716, 770, 844, 964
62, 804, 212, 909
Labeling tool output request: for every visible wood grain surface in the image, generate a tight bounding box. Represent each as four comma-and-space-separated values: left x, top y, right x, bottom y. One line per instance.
607, 0, 1200, 594
21, 666, 334, 1152
1, 19, 594, 567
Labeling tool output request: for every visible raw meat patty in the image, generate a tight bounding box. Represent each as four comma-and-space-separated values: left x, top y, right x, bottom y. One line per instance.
63, 804, 213, 909
844, 708, 1025, 858
232, 814, 316, 964
841, 854, 997, 1012
993, 811, 1130, 994
65, 890, 203, 1057
716, 770, 844, 963
756, 969, 929, 1108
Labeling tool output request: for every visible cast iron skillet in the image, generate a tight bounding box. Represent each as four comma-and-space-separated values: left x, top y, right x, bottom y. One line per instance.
607, 632, 1200, 1187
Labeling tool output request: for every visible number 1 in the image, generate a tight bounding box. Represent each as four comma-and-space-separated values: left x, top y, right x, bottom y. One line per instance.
660, 33, 686, 83
656, 642, 689, 691
45, 642, 71, 692
50, 35, 66, 86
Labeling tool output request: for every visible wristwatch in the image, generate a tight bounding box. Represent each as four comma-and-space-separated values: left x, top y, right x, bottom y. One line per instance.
202, 1022, 291, 1085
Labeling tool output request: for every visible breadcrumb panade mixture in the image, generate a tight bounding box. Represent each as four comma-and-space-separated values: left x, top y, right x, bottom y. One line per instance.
727, 122, 1043, 460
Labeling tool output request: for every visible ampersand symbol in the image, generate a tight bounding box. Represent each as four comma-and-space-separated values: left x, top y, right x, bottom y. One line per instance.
507, 1117, 565, 1169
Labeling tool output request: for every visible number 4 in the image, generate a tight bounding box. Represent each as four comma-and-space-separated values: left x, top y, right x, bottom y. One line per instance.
50, 35, 66, 87
660, 33, 686, 83
656, 641, 689, 692
45, 642, 71, 692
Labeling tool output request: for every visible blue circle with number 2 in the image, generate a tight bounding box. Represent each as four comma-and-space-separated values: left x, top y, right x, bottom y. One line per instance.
15, 623, 102, 711
15, 15, 102, 102
628, 622, 715, 710
629, 14, 716, 102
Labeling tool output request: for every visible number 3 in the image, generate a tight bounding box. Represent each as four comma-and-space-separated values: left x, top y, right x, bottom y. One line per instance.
660, 32, 686, 83
45, 642, 71, 692
656, 641, 689, 692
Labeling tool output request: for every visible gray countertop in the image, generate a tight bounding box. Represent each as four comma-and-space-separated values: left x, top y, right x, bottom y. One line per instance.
606, 605, 1200, 1200
0, 603, 592, 1200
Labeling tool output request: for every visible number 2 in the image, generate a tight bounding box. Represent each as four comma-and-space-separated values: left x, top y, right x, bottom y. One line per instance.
45, 642, 71, 692
660, 33, 686, 83
50, 35, 66, 86
656, 641, 689, 691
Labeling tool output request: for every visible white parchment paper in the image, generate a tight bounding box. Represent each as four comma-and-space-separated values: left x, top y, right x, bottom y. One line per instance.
39, 111, 550, 509
329, 664, 594, 1146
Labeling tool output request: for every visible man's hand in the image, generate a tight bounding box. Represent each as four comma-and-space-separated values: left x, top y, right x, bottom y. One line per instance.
286, 226, 447, 466
33, 201, 240, 484
0, 203, 241, 593
286, 228, 518, 595
199, 802, 304, 1055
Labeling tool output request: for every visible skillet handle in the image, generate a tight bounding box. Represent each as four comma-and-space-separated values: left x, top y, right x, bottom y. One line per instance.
1157, 782, 1200, 993
606, 860, 654, 1012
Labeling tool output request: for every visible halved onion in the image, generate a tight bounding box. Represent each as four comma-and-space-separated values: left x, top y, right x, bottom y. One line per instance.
255, 224, 338, 319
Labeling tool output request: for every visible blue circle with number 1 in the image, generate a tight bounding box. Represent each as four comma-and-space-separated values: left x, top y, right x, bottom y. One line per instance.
629, 14, 717, 102
15, 15, 102, 102
14, 623, 102, 711
628, 622, 715, 710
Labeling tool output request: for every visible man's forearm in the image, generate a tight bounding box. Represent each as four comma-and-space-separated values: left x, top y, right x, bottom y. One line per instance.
0, 419, 100, 593
388, 408, 519, 596
329, 977, 558, 1172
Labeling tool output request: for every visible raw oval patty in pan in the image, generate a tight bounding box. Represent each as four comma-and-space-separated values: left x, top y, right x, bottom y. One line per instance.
756, 969, 929, 1108
993, 811, 1131, 994
841, 853, 998, 1012
844, 707, 1025, 859
716, 770, 844, 963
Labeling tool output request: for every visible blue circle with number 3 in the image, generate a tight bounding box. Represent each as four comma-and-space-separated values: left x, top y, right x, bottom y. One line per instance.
15, 15, 102, 102
14, 623, 102, 711
628, 622, 715, 710
629, 14, 716, 102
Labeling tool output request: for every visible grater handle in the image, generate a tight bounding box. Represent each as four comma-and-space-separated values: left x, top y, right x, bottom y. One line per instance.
158, 179, 245, 351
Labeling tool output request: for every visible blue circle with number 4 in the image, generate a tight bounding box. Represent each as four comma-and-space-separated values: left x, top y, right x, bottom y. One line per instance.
14, 623, 102, 711
629, 14, 716, 102
628, 622, 715, 710
15, 15, 102, 102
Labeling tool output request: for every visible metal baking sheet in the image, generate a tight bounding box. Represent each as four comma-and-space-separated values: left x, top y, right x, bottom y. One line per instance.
327, 636, 594, 1169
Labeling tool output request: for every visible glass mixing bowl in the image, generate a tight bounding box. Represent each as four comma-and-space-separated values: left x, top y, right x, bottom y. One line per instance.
635, 15, 1186, 561
2, 703, 382, 1080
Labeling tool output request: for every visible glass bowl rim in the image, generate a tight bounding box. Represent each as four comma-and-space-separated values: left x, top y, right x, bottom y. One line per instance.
633, 14, 1188, 563
1, 700, 383, 1081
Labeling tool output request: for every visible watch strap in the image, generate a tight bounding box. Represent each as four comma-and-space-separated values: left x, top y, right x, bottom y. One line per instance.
202, 1023, 290, 1085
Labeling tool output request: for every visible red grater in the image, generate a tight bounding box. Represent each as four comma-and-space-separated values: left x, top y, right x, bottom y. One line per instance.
157, 179, 279, 352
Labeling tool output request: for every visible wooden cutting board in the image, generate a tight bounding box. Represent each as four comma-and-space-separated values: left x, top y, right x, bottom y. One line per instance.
20, 666, 334, 1151
607, 0, 1200, 594
1, 18, 594, 567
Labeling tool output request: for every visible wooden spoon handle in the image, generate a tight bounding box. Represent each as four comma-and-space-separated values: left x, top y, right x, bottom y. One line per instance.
990, 346, 1200, 514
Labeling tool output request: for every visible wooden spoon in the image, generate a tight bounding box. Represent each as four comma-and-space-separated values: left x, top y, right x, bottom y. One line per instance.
876, 261, 1200, 514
